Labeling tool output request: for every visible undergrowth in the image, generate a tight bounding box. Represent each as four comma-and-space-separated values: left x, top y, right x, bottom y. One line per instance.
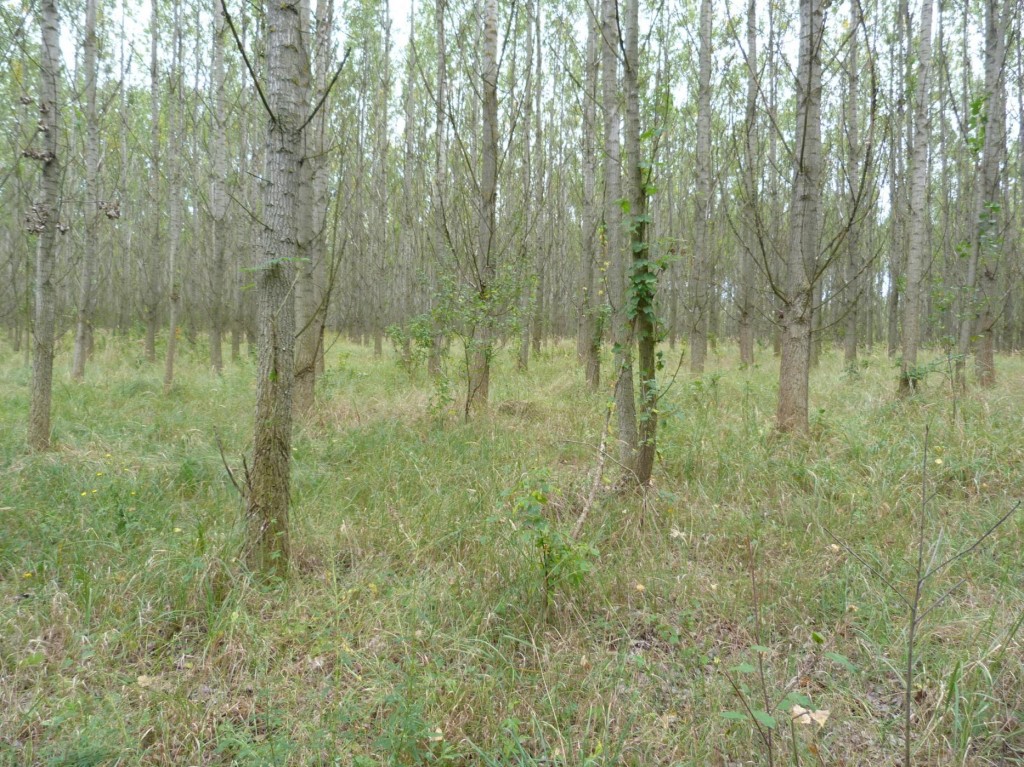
1, 336, 1022, 765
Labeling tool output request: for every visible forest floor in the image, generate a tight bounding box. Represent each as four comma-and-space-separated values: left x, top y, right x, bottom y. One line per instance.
1, 335, 1023, 766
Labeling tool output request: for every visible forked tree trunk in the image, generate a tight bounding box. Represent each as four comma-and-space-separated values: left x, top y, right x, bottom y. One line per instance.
246, 0, 309, 576
776, 0, 822, 434
28, 0, 61, 451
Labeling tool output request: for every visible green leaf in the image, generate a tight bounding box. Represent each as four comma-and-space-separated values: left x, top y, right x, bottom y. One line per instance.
750, 644, 771, 654
811, 631, 825, 645
731, 662, 757, 674
752, 710, 777, 730
721, 711, 748, 722
825, 651, 856, 673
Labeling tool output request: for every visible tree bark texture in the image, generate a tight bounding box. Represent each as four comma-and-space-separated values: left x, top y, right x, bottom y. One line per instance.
28, 0, 61, 451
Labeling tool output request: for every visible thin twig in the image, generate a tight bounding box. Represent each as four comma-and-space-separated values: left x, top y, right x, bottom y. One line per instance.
299, 47, 352, 133
215, 432, 246, 498
219, 0, 274, 122
823, 527, 911, 608
921, 501, 1021, 582
572, 404, 613, 540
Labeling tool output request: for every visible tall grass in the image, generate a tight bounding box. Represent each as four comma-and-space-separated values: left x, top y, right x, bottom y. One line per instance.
1, 335, 1022, 765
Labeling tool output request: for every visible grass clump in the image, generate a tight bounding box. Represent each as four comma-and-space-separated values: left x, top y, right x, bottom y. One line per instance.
1, 336, 1022, 765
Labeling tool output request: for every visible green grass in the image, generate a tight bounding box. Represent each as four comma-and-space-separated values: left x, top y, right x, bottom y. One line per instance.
1, 334, 1023, 765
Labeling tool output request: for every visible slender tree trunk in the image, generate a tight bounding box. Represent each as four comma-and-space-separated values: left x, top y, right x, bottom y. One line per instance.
900, 0, 934, 393
246, 0, 309, 576
28, 0, 61, 451
294, 0, 333, 415
689, 0, 712, 375
842, 0, 862, 367
144, 0, 161, 364
971, 0, 1008, 388
623, 0, 655, 484
580, 9, 601, 389
603, 0, 637, 467
209, 0, 229, 373
776, 0, 823, 434
72, 0, 99, 381
428, 0, 448, 377
163, 9, 183, 393
738, 0, 757, 367
467, 0, 499, 415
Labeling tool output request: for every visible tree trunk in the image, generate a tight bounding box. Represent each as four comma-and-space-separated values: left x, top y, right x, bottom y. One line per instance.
294, 0, 333, 415
842, 0, 861, 366
209, 0, 228, 374
72, 0, 99, 381
603, 0, 638, 467
776, 0, 822, 434
163, 7, 183, 393
689, 0, 712, 376
623, 0, 656, 485
28, 0, 61, 451
580, 9, 601, 389
900, 0, 934, 393
972, 0, 1008, 388
246, 0, 309, 576
738, 0, 757, 368
467, 0, 499, 416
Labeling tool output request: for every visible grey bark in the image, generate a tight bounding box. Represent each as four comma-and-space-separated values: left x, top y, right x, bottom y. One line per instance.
467, 0, 499, 415
900, 0, 934, 393
689, 0, 712, 375
246, 0, 310, 576
72, 0, 99, 381
28, 0, 61, 451
776, 0, 823, 434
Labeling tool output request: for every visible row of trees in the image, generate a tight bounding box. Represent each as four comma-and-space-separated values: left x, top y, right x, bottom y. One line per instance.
2, 0, 1021, 571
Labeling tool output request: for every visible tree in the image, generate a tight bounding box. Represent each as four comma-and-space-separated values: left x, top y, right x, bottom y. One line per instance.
466, 0, 499, 414
27, 0, 61, 451
208, 0, 229, 374
243, 0, 310, 575
899, 0, 934, 393
71, 0, 100, 381
776, 0, 823, 434
579, 6, 602, 389
689, 0, 712, 375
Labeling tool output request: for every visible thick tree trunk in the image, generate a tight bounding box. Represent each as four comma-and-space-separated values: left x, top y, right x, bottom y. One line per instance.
777, 0, 822, 434
246, 0, 309, 576
28, 0, 61, 451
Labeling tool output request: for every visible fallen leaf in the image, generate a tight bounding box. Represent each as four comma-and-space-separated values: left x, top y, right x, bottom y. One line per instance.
791, 705, 830, 728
